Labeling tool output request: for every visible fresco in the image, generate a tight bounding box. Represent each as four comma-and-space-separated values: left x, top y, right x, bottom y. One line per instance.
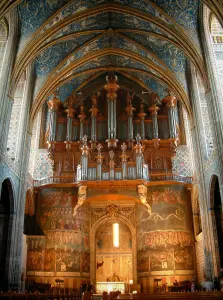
136, 184, 195, 273
26, 187, 90, 275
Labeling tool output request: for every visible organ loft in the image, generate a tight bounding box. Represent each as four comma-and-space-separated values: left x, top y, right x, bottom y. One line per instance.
1, 0, 223, 297
23, 72, 195, 293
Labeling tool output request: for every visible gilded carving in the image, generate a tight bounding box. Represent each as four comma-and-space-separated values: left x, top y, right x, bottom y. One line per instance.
91, 205, 135, 227
137, 184, 151, 214
25, 188, 35, 216
73, 185, 87, 216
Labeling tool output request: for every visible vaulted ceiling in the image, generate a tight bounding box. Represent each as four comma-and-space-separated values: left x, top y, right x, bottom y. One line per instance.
1, 0, 222, 122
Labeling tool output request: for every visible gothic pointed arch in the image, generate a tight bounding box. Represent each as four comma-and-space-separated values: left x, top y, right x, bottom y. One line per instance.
0, 178, 15, 291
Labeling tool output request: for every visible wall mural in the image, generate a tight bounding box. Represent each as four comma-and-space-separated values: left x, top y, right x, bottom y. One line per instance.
26, 187, 90, 275
96, 222, 133, 283
136, 184, 195, 273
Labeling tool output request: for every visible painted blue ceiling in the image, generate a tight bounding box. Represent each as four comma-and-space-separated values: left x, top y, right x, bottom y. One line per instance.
19, 0, 69, 37
150, 0, 199, 29
19, 0, 107, 37
49, 68, 168, 104
35, 33, 99, 76
17, 0, 201, 106
47, 13, 109, 43
73, 54, 151, 74
126, 70, 168, 100
49, 72, 102, 103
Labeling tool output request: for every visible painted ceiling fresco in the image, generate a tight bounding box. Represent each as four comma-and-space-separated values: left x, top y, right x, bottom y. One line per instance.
16, 0, 203, 113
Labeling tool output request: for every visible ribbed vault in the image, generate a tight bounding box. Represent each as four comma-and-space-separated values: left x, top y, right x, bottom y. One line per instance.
5, 0, 222, 125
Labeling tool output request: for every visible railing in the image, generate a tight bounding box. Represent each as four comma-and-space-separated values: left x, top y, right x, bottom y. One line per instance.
33, 176, 76, 187
33, 173, 192, 187
149, 174, 193, 184
0, 291, 82, 300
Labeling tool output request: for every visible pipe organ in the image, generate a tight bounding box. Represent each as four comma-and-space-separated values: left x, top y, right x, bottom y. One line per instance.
46, 73, 181, 182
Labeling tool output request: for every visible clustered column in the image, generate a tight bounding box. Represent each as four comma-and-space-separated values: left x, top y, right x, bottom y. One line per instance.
104, 72, 119, 148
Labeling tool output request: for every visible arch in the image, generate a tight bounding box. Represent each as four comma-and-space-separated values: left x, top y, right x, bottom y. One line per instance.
0, 19, 8, 78
0, 178, 15, 291
11, 3, 207, 94
30, 49, 191, 123
90, 212, 137, 284
209, 174, 223, 275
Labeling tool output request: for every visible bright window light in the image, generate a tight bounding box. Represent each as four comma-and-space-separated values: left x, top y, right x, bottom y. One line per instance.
113, 223, 119, 248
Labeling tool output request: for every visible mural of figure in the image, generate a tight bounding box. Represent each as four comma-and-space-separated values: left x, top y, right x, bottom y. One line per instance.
137, 184, 151, 214
73, 185, 87, 216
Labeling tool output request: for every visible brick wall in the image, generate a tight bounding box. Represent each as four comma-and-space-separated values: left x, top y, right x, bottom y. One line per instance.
195, 233, 205, 283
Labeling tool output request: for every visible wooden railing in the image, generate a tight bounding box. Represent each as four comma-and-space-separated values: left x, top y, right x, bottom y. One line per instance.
117, 292, 223, 299
33, 173, 192, 187
0, 291, 81, 300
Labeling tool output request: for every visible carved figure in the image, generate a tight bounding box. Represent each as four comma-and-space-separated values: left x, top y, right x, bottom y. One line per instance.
137, 184, 151, 214
73, 185, 87, 216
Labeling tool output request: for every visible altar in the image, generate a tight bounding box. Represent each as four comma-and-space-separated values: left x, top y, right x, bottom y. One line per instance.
96, 282, 126, 293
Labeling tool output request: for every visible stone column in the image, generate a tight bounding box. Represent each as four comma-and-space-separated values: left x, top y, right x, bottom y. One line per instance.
125, 92, 135, 148
104, 72, 119, 148
138, 100, 146, 140
0, 8, 19, 158
90, 94, 99, 149
78, 103, 86, 142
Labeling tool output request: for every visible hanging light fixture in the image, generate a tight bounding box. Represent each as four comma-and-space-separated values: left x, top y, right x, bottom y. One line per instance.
113, 223, 119, 248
